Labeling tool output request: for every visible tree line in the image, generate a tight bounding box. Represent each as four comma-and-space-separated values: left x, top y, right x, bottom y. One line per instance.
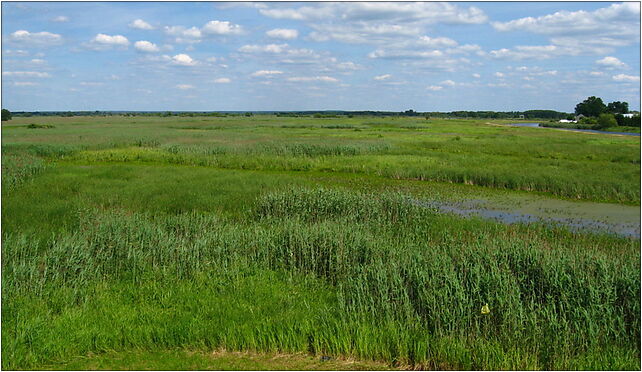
574, 96, 640, 128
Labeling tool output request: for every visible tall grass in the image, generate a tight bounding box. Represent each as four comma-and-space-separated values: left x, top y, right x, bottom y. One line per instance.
3, 189, 639, 369
1, 152, 48, 190
65, 144, 639, 203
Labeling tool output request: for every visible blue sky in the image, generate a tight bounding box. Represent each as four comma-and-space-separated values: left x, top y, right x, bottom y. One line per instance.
2, 1, 640, 112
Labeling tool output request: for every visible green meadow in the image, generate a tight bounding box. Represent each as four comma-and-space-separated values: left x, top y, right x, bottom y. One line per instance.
2, 114, 640, 370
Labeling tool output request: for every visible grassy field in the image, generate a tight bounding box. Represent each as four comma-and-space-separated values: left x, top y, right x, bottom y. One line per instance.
2, 115, 640, 370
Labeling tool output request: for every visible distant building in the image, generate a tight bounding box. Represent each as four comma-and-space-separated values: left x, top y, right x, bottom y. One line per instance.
622, 113, 635, 118
559, 119, 577, 123
519, 114, 525, 119
575, 114, 586, 121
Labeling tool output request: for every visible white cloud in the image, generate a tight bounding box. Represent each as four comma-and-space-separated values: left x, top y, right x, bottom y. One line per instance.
488, 44, 605, 60
87, 34, 130, 50
5, 49, 29, 56
589, 71, 605, 76
472, 73, 481, 78
426, 85, 443, 91
440, 79, 456, 86
13, 82, 39, 86
238, 43, 288, 53
129, 19, 154, 30
260, 3, 486, 46
260, 2, 487, 24
251, 70, 284, 77
596, 56, 628, 69
51, 16, 69, 23
335, 61, 361, 70
3, 71, 51, 78
492, 3, 640, 54
164, 26, 202, 44
494, 72, 505, 78
213, 78, 231, 83
80, 82, 104, 86
176, 84, 195, 90
368, 49, 444, 59
134, 40, 160, 53
171, 54, 197, 66
417, 36, 458, 48
238, 43, 322, 65
287, 76, 339, 83
612, 74, 640, 82
374, 74, 392, 81
29, 59, 46, 64
266, 28, 298, 40
9, 30, 62, 47
202, 20, 243, 35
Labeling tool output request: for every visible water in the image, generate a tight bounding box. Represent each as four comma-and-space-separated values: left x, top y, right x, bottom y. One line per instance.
507, 123, 640, 136
414, 198, 640, 239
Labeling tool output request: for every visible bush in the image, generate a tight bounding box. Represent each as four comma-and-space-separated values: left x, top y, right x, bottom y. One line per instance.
2, 109, 12, 121
597, 113, 617, 129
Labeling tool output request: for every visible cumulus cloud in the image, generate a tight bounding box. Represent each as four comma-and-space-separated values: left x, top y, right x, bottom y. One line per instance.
171, 54, 197, 66
266, 28, 299, 40
440, 79, 456, 86
164, 26, 202, 44
374, 74, 392, 80
51, 16, 69, 22
251, 70, 284, 77
9, 30, 62, 47
596, 56, 628, 69
85, 33, 129, 50
202, 20, 243, 35
259, 3, 486, 45
260, 2, 487, 24
2, 71, 51, 78
472, 73, 481, 78
426, 85, 443, 91
213, 78, 231, 83
129, 19, 154, 30
287, 76, 339, 83
176, 84, 195, 90
238, 43, 322, 65
134, 40, 160, 52
417, 36, 458, 48
612, 74, 640, 82
238, 43, 288, 53
492, 3, 640, 55
488, 44, 608, 60
94, 33, 129, 46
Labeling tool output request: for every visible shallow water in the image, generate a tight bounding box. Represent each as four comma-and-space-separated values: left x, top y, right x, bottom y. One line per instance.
416, 197, 640, 239
507, 122, 640, 136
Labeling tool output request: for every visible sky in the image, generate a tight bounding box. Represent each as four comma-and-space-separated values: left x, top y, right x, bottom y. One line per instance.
1, 1, 640, 112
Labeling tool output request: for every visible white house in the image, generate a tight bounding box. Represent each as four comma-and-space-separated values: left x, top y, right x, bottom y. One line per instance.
559, 119, 577, 123
623, 113, 635, 118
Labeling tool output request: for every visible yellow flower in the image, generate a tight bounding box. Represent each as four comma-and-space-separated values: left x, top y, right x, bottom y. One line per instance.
481, 303, 490, 315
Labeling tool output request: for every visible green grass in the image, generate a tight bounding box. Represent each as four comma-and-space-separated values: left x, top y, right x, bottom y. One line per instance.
2, 115, 640, 370
2, 115, 639, 203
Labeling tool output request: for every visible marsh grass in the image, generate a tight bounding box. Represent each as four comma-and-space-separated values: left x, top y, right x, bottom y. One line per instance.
2, 189, 639, 370
2, 115, 640, 370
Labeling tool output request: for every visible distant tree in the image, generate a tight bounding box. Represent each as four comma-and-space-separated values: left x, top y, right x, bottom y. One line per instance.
597, 113, 617, 128
607, 101, 629, 114
1, 109, 12, 121
575, 96, 607, 117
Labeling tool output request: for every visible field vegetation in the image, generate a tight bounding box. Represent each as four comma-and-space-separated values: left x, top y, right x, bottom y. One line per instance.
2, 114, 640, 370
